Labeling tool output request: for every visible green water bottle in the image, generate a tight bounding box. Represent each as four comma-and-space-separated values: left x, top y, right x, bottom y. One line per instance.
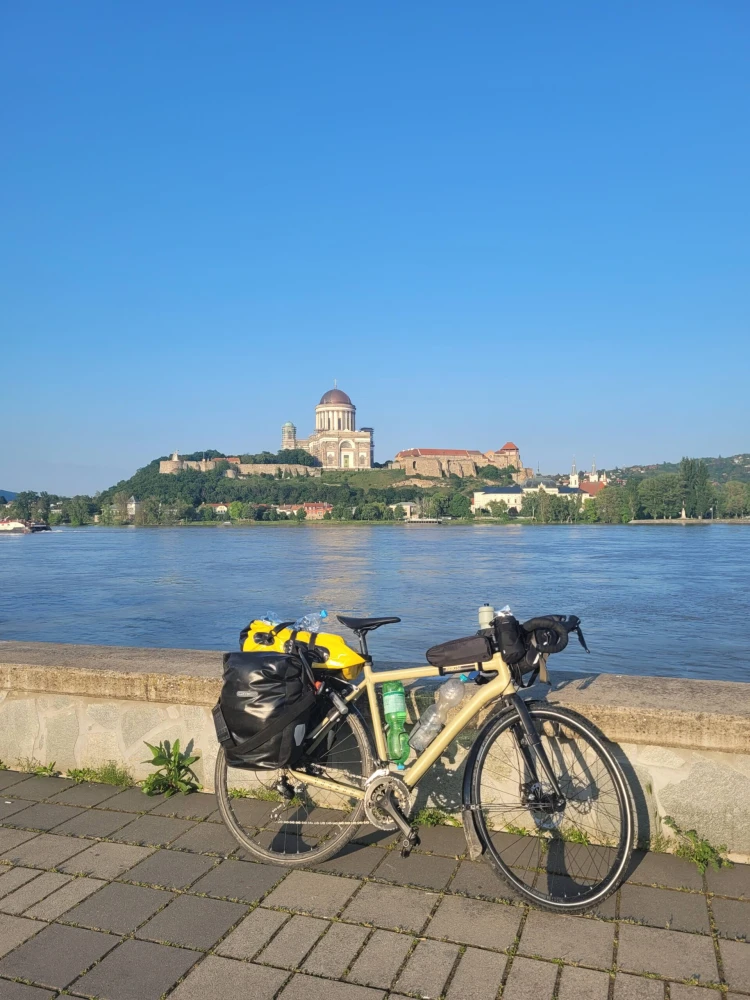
382, 680, 410, 767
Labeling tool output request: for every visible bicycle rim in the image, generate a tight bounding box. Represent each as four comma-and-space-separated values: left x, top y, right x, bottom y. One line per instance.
471, 703, 633, 911
215, 708, 374, 865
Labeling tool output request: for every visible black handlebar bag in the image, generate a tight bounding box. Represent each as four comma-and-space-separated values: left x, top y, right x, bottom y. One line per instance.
212, 651, 317, 769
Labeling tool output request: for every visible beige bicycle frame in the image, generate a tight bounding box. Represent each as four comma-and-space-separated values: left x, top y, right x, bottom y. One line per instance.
288, 653, 516, 800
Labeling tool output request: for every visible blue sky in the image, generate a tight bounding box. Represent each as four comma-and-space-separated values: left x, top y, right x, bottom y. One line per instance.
2, 2, 748, 495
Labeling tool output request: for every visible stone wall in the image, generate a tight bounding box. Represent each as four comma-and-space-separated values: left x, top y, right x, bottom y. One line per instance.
0, 642, 748, 860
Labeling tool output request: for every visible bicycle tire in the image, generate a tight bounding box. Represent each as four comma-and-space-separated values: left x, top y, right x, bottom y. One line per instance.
466, 701, 634, 913
215, 705, 376, 866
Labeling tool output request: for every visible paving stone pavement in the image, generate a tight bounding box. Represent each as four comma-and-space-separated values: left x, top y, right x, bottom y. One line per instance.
0, 771, 747, 999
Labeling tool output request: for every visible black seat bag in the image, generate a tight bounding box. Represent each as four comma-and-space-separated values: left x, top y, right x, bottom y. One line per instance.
213, 651, 317, 769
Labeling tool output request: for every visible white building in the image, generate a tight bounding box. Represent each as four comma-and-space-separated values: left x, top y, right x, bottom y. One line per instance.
282, 385, 374, 470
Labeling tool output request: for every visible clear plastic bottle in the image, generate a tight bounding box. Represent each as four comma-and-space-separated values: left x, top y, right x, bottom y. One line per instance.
262, 611, 281, 625
293, 609, 329, 632
409, 677, 467, 753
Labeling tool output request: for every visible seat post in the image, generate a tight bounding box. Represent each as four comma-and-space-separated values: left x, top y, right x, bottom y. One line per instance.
357, 631, 371, 661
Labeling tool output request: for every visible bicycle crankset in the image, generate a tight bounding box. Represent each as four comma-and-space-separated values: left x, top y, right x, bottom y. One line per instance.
364, 772, 420, 857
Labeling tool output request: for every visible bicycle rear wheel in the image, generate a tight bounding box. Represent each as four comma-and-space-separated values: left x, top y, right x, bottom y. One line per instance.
467, 701, 633, 912
215, 706, 375, 866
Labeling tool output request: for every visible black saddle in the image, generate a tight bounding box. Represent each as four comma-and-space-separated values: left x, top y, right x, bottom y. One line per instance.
337, 615, 401, 636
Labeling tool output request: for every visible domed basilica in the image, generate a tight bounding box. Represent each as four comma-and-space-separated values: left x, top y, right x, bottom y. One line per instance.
282, 386, 374, 469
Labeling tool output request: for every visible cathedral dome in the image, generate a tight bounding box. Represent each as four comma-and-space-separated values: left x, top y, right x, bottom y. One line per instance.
319, 388, 352, 406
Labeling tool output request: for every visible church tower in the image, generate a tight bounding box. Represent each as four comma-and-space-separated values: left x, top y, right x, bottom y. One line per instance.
569, 458, 579, 489
590, 458, 599, 484
281, 422, 297, 451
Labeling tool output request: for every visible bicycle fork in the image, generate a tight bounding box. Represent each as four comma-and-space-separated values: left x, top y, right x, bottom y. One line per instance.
509, 695, 566, 812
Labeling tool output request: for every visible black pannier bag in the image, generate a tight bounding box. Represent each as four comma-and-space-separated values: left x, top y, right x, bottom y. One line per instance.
426, 634, 494, 671
212, 651, 317, 769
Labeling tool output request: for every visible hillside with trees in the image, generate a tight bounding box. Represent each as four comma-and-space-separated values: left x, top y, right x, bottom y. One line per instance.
610, 453, 750, 484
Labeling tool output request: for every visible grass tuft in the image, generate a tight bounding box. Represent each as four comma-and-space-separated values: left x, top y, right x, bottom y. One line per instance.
415, 807, 460, 828
66, 762, 133, 787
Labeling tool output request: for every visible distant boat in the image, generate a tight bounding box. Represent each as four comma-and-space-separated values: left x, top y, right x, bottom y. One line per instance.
0, 519, 51, 534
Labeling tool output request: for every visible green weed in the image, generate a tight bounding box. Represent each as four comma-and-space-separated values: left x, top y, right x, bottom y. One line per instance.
504, 823, 531, 837
0, 760, 7, 771
228, 786, 281, 801
141, 739, 201, 798
17, 758, 59, 776
66, 762, 133, 787
415, 808, 460, 828
664, 816, 732, 874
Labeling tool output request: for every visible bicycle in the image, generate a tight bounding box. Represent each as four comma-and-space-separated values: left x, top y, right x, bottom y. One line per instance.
215, 610, 634, 913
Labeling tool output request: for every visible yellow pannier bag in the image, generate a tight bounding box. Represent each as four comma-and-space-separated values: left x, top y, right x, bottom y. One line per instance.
240, 619, 365, 682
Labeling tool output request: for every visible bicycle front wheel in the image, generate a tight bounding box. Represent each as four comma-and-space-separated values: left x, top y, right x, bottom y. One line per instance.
215, 707, 375, 866
468, 701, 634, 912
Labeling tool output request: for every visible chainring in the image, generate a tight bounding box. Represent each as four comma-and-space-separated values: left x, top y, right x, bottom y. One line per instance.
364, 772, 413, 831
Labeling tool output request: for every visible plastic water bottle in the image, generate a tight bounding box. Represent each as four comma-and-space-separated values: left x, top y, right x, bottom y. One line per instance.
409, 677, 467, 753
478, 604, 496, 629
293, 609, 329, 632
382, 680, 410, 767
262, 611, 280, 625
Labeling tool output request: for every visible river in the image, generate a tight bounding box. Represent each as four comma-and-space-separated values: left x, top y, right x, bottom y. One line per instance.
1, 523, 747, 681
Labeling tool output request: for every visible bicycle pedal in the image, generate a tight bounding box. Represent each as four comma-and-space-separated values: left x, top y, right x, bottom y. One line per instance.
399, 830, 421, 858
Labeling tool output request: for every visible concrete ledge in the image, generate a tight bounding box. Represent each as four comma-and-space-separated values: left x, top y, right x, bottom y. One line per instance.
1, 641, 748, 752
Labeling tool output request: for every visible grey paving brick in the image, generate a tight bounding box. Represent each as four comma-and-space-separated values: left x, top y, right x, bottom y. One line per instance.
216, 907, 289, 960
558, 965, 611, 999
96, 786, 166, 813
264, 870, 360, 917
0, 871, 71, 915
351, 825, 397, 849
375, 851, 458, 890
51, 807, 132, 839
63, 881, 174, 933
395, 937, 459, 998
48, 781, 123, 807
0, 866, 41, 899
170, 820, 238, 856
712, 896, 750, 940
476, 948, 540, 1000
150, 793, 218, 820
59, 841, 155, 879
427, 894, 521, 950
670, 985, 721, 998
0, 982, 55, 999
279, 973, 385, 1000
720, 939, 750, 992
312, 843, 386, 877
71, 938, 199, 1000
619, 884, 711, 933
449, 859, 525, 904
343, 882, 436, 934
111, 814, 196, 846
346, 929, 414, 988
0, 913, 46, 957
190, 858, 284, 901
707, 862, 750, 899
4, 802, 84, 831
136, 893, 247, 950
612, 972, 664, 999
23, 875, 105, 920
627, 851, 703, 891
120, 848, 216, 889
169, 954, 290, 1000
0, 833, 87, 869
414, 824, 466, 857
0, 771, 31, 791
6, 776, 75, 801
617, 924, 719, 982
0, 798, 35, 820
0, 922, 118, 988
519, 909, 614, 968
257, 913, 328, 969
0, 830, 39, 857
302, 921, 370, 978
